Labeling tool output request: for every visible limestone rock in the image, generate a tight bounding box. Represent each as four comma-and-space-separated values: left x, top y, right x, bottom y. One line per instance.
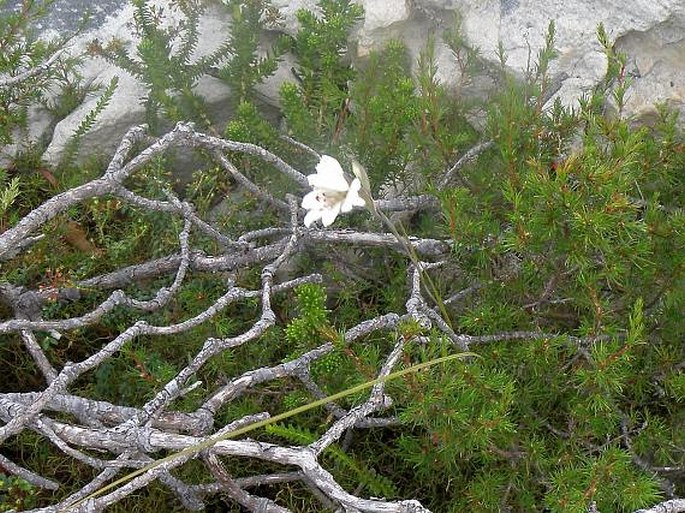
270, 0, 319, 36
484, 0, 685, 113
348, 0, 685, 119
615, 12, 685, 122
40, 1, 284, 167
4, 0, 685, 168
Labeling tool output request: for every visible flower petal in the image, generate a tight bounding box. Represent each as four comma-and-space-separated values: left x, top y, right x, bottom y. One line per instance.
301, 190, 321, 209
308, 173, 349, 192
341, 178, 366, 212
340, 197, 354, 213
320, 202, 342, 227
309, 155, 349, 191
317, 155, 344, 176
304, 209, 321, 227
351, 192, 367, 208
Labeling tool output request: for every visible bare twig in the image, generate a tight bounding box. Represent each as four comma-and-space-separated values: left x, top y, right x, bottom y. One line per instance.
216, 152, 290, 212
204, 453, 292, 513
0, 453, 59, 490
0, 124, 519, 513
19, 329, 58, 383
0, 48, 66, 87
633, 500, 685, 513
439, 140, 493, 188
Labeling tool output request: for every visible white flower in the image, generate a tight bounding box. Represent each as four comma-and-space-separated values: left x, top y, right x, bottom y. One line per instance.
301, 155, 366, 227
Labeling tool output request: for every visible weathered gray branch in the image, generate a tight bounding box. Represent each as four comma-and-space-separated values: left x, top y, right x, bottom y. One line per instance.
0, 123, 543, 513
439, 140, 494, 188
0, 453, 58, 490
0, 48, 66, 87
204, 453, 293, 513
634, 500, 685, 513
0, 392, 206, 434
304, 229, 450, 258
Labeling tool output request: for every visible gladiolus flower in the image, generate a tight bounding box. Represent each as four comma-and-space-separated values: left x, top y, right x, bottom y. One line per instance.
301, 155, 366, 227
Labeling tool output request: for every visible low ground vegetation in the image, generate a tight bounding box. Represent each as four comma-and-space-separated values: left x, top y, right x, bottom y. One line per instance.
0, 1, 683, 512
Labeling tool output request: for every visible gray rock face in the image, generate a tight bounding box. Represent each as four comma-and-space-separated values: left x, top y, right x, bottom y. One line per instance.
480, 0, 685, 119
7, 0, 685, 166
2, 0, 126, 34
40, 1, 237, 166
615, 11, 685, 123
354, 0, 685, 121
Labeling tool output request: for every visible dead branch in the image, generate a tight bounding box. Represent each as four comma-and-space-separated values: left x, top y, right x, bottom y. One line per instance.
0, 123, 448, 512
0, 122, 625, 513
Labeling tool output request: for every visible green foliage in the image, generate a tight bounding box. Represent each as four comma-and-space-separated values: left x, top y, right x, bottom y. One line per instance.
285, 283, 329, 347
280, 0, 363, 145
390, 340, 518, 505
284, 15, 478, 191
349, 40, 418, 187
220, 100, 296, 212
90, 0, 215, 132
91, 0, 287, 136
0, 0, 67, 147
58, 76, 119, 170
450, 20, 684, 339
219, 0, 287, 103
0, 169, 21, 229
545, 448, 662, 513
0, 474, 39, 511
224, 99, 281, 146
427, 20, 684, 513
